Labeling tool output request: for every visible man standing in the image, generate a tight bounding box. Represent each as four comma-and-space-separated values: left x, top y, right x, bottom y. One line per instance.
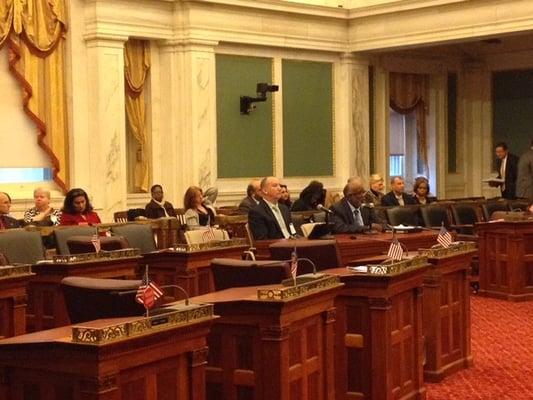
381, 176, 417, 207
248, 177, 293, 240
516, 139, 533, 200
0, 192, 21, 230
494, 142, 519, 199
238, 179, 262, 213
331, 178, 384, 234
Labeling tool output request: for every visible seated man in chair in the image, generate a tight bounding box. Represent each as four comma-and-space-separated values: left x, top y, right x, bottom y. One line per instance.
331, 178, 383, 234
249, 176, 294, 240
0, 192, 21, 230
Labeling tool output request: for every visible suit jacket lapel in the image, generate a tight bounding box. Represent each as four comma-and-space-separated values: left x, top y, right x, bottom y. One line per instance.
261, 200, 282, 235
342, 199, 355, 224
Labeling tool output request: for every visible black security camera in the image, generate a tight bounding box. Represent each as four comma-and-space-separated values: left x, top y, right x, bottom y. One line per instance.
240, 82, 279, 114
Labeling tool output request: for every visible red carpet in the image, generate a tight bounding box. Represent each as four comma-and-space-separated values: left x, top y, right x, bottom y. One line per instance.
426, 296, 533, 400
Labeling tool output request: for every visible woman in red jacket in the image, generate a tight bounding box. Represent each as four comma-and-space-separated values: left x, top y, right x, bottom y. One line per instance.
59, 188, 101, 226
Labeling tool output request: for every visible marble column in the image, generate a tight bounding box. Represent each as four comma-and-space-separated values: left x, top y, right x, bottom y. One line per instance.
84, 34, 128, 222
461, 62, 496, 197
159, 39, 218, 203
372, 65, 390, 180
345, 54, 371, 183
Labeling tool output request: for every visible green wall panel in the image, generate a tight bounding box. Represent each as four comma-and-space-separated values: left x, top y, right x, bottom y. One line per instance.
282, 60, 333, 177
216, 55, 273, 178
493, 70, 533, 164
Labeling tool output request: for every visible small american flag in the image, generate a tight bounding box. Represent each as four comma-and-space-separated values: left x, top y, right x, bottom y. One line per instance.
202, 228, 216, 242
387, 235, 404, 261
136, 273, 163, 310
91, 234, 101, 253
290, 248, 298, 280
437, 225, 453, 248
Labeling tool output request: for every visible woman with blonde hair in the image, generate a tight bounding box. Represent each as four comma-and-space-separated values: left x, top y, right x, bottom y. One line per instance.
363, 174, 385, 206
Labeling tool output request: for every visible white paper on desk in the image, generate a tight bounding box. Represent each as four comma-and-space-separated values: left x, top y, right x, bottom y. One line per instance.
347, 266, 368, 273
481, 177, 504, 183
392, 224, 417, 230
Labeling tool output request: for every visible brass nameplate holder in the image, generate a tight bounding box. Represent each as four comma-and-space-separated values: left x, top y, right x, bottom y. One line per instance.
347, 255, 428, 276
172, 238, 248, 253
71, 302, 214, 345
418, 241, 477, 259
257, 274, 340, 301
0, 264, 32, 279
52, 248, 141, 264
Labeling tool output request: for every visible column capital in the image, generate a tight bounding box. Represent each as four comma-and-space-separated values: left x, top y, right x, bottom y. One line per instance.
84, 32, 128, 48
341, 52, 370, 67
158, 38, 219, 53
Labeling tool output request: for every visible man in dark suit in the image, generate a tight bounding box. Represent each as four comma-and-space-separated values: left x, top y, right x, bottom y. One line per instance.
381, 176, 417, 206
0, 192, 21, 230
249, 177, 293, 240
494, 142, 519, 199
238, 179, 261, 213
331, 178, 384, 234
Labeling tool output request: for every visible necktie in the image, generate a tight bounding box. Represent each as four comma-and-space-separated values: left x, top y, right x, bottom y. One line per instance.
353, 209, 364, 228
272, 205, 290, 239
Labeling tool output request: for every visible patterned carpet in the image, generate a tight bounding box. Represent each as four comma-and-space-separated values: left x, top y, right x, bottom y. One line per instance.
426, 296, 533, 400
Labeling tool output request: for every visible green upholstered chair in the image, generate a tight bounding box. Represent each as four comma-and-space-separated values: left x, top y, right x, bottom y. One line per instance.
110, 223, 157, 254
0, 229, 45, 264
53, 226, 97, 255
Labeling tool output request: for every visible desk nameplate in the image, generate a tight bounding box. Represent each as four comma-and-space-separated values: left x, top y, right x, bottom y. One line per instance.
71, 302, 214, 344
418, 241, 477, 259
0, 264, 32, 279
257, 274, 341, 301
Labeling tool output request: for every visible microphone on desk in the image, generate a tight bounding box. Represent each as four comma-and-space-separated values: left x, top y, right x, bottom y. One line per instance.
317, 204, 334, 215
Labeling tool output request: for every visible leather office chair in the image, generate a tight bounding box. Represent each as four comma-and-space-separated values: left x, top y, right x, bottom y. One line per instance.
110, 223, 157, 253
419, 205, 452, 228
450, 203, 483, 235
268, 239, 342, 273
0, 229, 45, 264
211, 258, 290, 291
481, 201, 510, 221
290, 211, 315, 236
126, 208, 147, 221
509, 200, 529, 212
66, 235, 129, 254
385, 206, 421, 226
61, 277, 145, 324
54, 226, 97, 255
215, 214, 249, 240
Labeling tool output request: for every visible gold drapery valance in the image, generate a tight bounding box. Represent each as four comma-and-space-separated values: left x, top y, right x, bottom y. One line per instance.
1, 0, 68, 192
124, 39, 151, 193
389, 72, 429, 177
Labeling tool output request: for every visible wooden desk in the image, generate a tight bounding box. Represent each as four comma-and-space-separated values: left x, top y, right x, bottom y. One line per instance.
0, 314, 215, 400
475, 221, 533, 301
144, 245, 248, 300
329, 264, 428, 400
0, 266, 34, 339
193, 281, 343, 400
422, 250, 475, 381
28, 256, 141, 331
255, 231, 439, 264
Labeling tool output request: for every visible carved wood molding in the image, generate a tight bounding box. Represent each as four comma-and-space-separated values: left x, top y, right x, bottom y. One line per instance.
80, 373, 118, 394
323, 307, 337, 324
368, 298, 392, 310
259, 325, 290, 341
190, 346, 209, 367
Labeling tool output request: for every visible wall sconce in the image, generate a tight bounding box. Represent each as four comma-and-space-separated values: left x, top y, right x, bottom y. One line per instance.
240, 83, 279, 114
